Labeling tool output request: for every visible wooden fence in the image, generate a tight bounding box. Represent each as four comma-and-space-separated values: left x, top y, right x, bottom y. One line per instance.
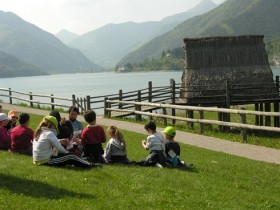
0, 79, 181, 113
179, 76, 280, 106
104, 100, 280, 141
86, 79, 180, 112
0, 88, 84, 112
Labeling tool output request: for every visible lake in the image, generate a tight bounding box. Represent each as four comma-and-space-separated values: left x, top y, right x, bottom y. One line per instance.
0, 71, 183, 98
1, 68, 280, 99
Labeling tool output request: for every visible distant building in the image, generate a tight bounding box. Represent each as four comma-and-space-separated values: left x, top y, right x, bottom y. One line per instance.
180, 35, 279, 106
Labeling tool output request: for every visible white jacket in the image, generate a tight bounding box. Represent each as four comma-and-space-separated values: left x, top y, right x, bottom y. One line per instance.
33, 128, 68, 164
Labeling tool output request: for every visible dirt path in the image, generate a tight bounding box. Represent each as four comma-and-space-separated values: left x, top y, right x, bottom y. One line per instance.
2, 103, 280, 165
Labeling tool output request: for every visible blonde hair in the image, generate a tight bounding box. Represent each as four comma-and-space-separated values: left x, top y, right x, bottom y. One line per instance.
34, 119, 55, 141
107, 125, 126, 146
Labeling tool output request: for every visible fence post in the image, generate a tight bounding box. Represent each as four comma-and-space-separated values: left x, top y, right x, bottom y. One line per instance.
86, 95, 91, 110
265, 103, 271, 126
260, 103, 264, 126
9, 88, 12, 104
199, 106, 204, 133
240, 108, 247, 142
80, 98, 83, 114
187, 110, 194, 129
224, 81, 231, 132
51, 94, 55, 110
255, 103, 259, 126
119, 89, 123, 109
135, 90, 142, 121
225, 80, 230, 108
274, 76, 280, 127
162, 102, 167, 126
29, 92, 33, 108
72, 94, 76, 106
170, 79, 176, 125
84, 98, 87, 112
274, 102, 279, 127
104, 97, 109, 117
148, 81, 152, 102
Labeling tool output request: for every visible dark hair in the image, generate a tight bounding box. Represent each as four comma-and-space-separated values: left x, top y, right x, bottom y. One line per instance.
49, 110, 61, 123
84, 110, 96, 123
64, 120, 74, 133
144, 121, 156, 131
68, 106, 79, 114
19, 113, 30, 125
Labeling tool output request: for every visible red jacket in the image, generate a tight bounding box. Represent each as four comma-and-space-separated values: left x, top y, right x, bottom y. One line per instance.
81, 125, 106, 145
10, 125, 34, 151
0, 126, 11, 149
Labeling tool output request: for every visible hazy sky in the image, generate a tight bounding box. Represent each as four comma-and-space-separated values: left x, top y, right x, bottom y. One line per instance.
0, 0, 225, 35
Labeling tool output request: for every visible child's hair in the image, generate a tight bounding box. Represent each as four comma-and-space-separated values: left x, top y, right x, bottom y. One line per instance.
107, 125, 126, 146
19, 113, 30, 125
68, 106, 79, 114
84, 110, 96, 123
144, 121, 156, 131
49, 110, 61, 123
34, 119, 55, 141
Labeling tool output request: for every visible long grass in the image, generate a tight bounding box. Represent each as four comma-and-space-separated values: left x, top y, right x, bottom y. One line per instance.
0, 112, 279, 209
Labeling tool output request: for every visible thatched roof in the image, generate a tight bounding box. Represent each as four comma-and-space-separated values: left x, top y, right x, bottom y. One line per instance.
180, 35, 278, 106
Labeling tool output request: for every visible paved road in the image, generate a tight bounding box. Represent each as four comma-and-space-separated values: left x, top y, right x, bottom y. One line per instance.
2, 103, 280, 165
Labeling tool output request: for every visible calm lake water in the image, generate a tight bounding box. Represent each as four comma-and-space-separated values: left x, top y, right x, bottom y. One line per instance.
1, 68, 280, 99
0, 71, 183, 98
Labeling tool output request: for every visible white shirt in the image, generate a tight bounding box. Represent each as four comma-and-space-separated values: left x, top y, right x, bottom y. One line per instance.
146, 132, 164, 152
33, 128, 68, 163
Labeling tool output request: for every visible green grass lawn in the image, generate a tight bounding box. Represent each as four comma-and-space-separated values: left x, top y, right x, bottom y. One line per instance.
0, 113, 280, 209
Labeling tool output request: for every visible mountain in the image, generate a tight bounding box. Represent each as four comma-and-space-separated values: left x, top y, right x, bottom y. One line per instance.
160, 0, 217, 25
118, 0, 280, 66
69, 0, 217, 68
56, 29, 79, 45
0, 51, 47, 78
0, 11, 101, 74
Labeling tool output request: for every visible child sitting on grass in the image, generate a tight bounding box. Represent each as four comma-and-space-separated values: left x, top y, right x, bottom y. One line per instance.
138, 121, 167, 167
0, 113, 11, 150
163, 126, 183, 167
81, 110, 106, 163
104, 125, 130, 164
163, 126, 193, 169
9, 113, 34, 155
33, 115, 93, 168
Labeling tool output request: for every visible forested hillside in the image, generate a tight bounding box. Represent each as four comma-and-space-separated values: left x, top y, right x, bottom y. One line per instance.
0, 51, 47, 78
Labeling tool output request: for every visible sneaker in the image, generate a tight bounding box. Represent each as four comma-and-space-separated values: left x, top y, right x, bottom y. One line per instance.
155, 163, 163, 168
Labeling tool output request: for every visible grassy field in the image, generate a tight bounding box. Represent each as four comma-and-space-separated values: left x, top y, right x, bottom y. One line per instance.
0, 113, 280, 209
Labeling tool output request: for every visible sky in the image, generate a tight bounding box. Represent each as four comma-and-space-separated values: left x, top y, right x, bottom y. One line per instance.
0, 0, 225, 35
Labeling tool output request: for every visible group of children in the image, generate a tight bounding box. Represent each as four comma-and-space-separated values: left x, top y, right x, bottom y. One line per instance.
0, 104, 189, 169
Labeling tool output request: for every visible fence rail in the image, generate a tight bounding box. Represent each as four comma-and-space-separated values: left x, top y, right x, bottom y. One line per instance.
0, 88, 80, 111
105, 100, 280, 141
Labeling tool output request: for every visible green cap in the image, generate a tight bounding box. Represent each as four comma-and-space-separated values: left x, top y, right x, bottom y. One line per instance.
44, 115, 59, 134
163, 126, 176, 137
